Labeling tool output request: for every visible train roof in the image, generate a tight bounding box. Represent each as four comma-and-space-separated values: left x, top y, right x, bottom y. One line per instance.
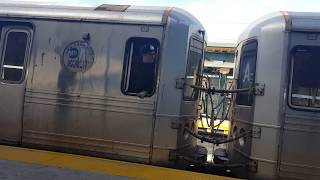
238, 11, 320, 43
0, 2, 204, 28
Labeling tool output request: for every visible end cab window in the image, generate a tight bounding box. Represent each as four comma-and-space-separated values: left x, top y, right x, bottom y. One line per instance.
236, 40, 258, 106
121, 37, 160, 97
184, 36, 204, 101
289, 46, 320, 110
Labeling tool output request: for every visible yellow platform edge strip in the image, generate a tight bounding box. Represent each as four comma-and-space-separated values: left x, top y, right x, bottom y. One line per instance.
0, 145, 238, 180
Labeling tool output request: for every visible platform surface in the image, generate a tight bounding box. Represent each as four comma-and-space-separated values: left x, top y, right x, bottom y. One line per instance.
0, 145, 238, 180
0, 159, 133, 180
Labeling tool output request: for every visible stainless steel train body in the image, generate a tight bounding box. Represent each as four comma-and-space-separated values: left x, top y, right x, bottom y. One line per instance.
0, 2, 206, 167
228, 12, 320, 179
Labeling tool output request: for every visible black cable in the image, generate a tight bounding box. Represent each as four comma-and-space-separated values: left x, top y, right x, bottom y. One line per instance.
200, 76, 212, 127
205, 94, 211, 128
189, 84, 252, 94
200, 76, 229, 129
214, 85, 234, 132
208, 93, 215, 127
184, 126, 250, 145
211, 96, 226, 110
210, 79, 232, 134
212, 95, 230, 136
203, 81, 210, 127
192, 73, 245, 143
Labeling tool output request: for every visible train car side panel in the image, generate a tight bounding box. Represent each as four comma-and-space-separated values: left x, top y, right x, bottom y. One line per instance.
279, 31, 320, 179
22, 19, 164, 163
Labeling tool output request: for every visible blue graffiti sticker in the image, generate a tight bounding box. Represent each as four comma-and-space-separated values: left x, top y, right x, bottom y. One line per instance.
63, 41, 94, 72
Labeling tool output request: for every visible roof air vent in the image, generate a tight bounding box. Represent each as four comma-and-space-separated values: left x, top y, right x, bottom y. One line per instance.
95, 4, 130, 12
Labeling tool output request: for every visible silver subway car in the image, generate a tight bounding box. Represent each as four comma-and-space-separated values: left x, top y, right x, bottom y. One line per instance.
0, 2, 207, 167
228, 12, 320, 179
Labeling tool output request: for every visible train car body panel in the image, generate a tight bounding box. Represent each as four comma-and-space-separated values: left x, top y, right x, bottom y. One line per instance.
0, 2, 206, 167
151, 8, 206, 165
229, 11, 320, 179
23, 20, 163, 163
280, 23, 320, 179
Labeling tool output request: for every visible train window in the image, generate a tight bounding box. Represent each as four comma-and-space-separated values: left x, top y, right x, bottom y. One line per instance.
203, 68, 233, 78
227, 68, 234, 77
184, 36, 204, 101
1, 29, 30, 83
236, 40, 258, 106
290, 46, 320, 109
121, 37, 160, 97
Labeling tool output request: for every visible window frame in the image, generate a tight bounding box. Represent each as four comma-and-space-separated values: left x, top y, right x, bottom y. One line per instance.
121, 37, 160, 97
183, 35, 205, 101
0, 26, 32, 84
235, 39, 258, 106
288, 45, 320, 111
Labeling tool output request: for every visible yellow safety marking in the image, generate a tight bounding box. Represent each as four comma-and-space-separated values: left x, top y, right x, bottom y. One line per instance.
0, 145, 238, 180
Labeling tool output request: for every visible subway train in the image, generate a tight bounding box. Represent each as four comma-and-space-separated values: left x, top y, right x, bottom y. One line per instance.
0, 2, 208, 167
224, 11, 320, 179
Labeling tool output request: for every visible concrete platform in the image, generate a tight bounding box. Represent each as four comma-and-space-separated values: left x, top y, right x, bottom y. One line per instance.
0, 145, 238, 180
0, 159, 133, 180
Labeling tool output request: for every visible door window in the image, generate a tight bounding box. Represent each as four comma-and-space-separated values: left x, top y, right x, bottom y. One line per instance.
1, 28, 31, 83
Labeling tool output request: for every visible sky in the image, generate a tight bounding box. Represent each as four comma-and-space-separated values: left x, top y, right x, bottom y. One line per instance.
6, 0, 320, 44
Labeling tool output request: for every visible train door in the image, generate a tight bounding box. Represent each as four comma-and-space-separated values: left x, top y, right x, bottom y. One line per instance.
120, 36, 161, 161
0, 25, 33, 143
229, 39, 258, 178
